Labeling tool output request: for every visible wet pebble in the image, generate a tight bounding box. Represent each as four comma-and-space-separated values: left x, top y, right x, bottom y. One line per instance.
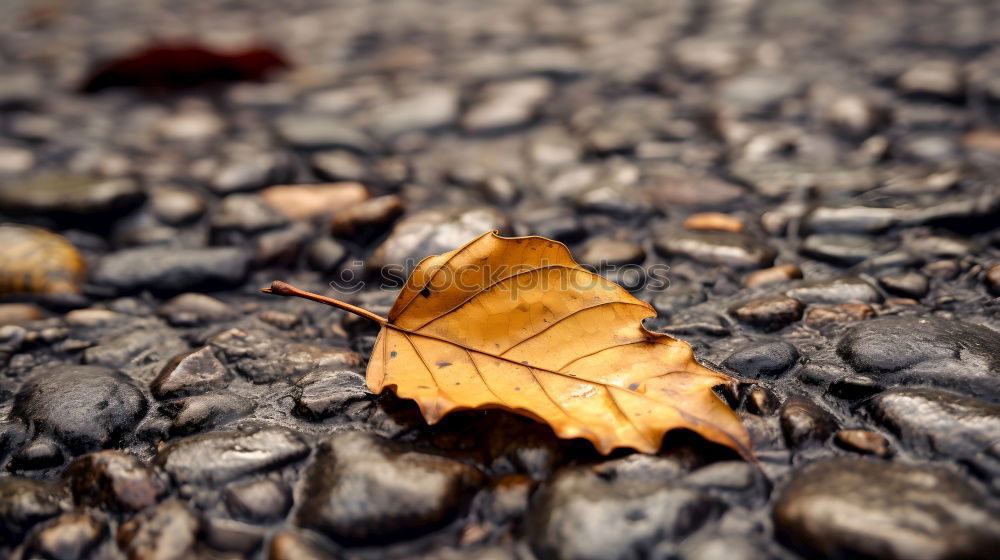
225, 478, 292, 523
167, 393, 255, 437
654, 230, 776, 269
528, 465, 724, 560
0, 477, 67, 544
0, 225, 86, 296
261, 182, 368, 221
897, 60, 964, 99
462, 78, 553, 132
785, 276, 882, 304
329, 194, 405, 240
64, 450, 164, 512
837, 316, 1000, 400
211, 194, 289, 235
93, 247, 251, 295
987, 264, 1000, 295
867, 388, 1000, 466
306, 237, 347, 272
774, 457, 1000, 560
151, 346, 231, 400
26, 512, 106, 560
878, 272, 929, 299
804, 303, 875, 328
722, 341, 799, 378
210, 153, 295, 194
682, 212, 744, 233
9, 437, 63, 471
742, 264, 802, 288
149, 186, 205, 226
833, 429, 890, 457
156, 427, 309, 485
157, 293, 239, 327
729, 296, 804, 331
275, 114, 376, 153
296, 432, 485, 545
801, 234, 887, 266
11, 364, 147, 454
0, 175, 142, 226
779, 396, 837, 448
117, 499, 198, 560
577, 238, 646, 267
293, 369, 371, 421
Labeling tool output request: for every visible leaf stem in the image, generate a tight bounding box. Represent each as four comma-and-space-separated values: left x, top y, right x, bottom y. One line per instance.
262, 280, 388, 326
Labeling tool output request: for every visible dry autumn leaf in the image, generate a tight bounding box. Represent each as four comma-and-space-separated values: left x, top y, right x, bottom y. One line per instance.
265, 231, 751, 458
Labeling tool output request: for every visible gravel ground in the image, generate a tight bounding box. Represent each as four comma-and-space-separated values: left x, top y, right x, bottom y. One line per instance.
1, 0, 1000, 559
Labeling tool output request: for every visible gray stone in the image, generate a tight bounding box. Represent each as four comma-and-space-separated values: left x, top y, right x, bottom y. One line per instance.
156, 427, 309, 485
774, 458, 1000, 560
93, 247, 251, 295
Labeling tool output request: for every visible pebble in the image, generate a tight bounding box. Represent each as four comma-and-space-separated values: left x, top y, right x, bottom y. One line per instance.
743, 264, 803, 288
210, 152, 296, 194
275, 114, 377, 153
0, 477, 67, 544
905, 235, 976, 258
11, 364, 147, 454
82, 327, 187, 373
654, 230, 776, 269
117, 500, 199, 560
722, 341, 799, 378
64, 450, 164, 512
9, 437, 64, 470
833, 429, 890, 457
802, 205, 899, 234
643, 169, 745, 208
296, 432, 485, 545
785, 277, 882, 304
211, 194, 289, 234
148, 186, 206, 225
0, 225, 86, 296
897, 60, 964, 99
649, 286, 706, 318
151, 346, 231, 400
577, 238, 646, 267
329, 194, 405, 240
368, 207, 509, 276
293, 369, 371, 421
225, 478, 292, 523
803, 303, 875, 327
92, 247, 251, 295
306, 237, 348, 272
372, 86, 459, 139
800, 234, 887, 266
718, 70, 802, 114
260, 182, 369, 221
311, 150, 367, 182
823, 94, 887, 136
269, 530, 340, 560
156, 427, 309, 485
202, 518, 264, 554
780, 396, 837, 448
774, 458, 1000, 559
683, 212, 744, 233
167, 393, 255, 436
27, 512, 106, 560
878, 272, 929, 299
157, 293, 239, 327
828, 375, 882, 399
837, 316, 1000, 400
256, 309, 300, 330
0, 303, 45, 324
986, 264, 1000, 296
528, 465, 724, 560
729, 296, 805, 331
0, 174, 143, 225
867, 388, 1000, 465
462, 78, 553, 132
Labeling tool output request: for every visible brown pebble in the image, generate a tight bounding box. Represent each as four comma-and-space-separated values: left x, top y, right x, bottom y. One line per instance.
730, 296, 805, 331
985, 264, 1000, 296
962, 129, 1000, 153
803, 303, 875, 327
834, 429, 890, 457
743, 264, 803, 288
922, 259, 961, 279
330, 194, 405, 238
257, 309, 301, 330
0, 303, 45, 324
683, 212, 744, 233
747, 386, 778, 415
261, 183, 369, 220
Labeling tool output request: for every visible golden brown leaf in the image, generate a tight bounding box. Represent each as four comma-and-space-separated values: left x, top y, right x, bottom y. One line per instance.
267, 232, 751, 458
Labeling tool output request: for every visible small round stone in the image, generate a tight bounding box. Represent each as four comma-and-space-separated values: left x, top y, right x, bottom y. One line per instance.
729, 296, 805, 331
